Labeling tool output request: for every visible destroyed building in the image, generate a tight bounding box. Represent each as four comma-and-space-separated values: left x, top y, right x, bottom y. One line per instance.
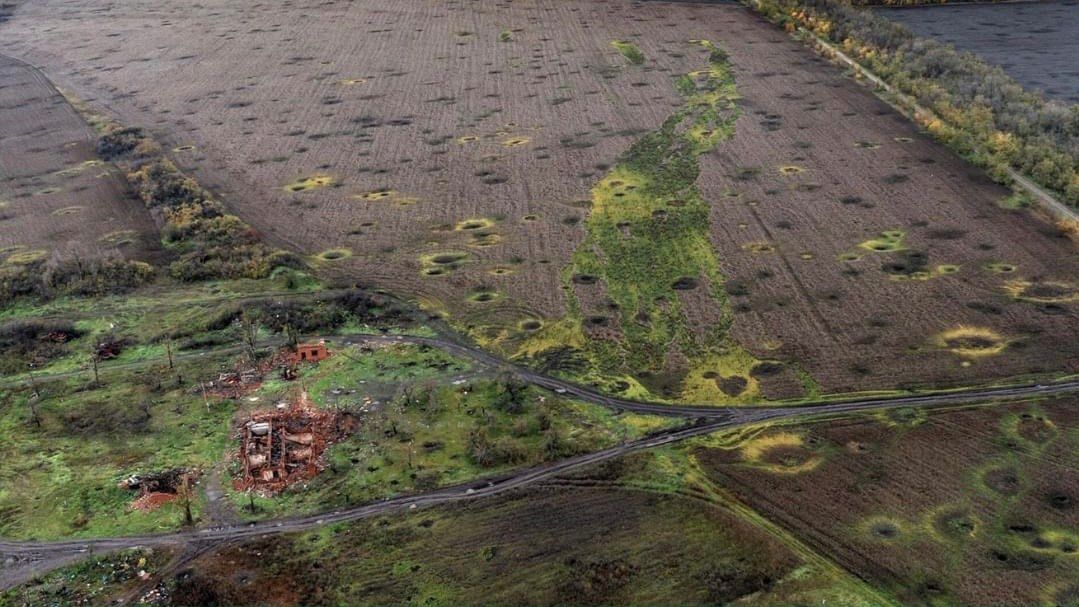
241, 417, 316, 485
295, 341, 329, 363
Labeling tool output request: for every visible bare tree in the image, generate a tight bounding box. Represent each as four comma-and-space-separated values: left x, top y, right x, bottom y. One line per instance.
165, 333, 174, 370
90, 349, 100, 385
239, 308, 260, 360
179, 473, 194, 527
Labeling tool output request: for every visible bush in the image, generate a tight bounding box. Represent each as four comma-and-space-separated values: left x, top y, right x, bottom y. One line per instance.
96, 127, 147, 160
0, 319, 84, 374
45, 258, 155, 296
124, 159, 302, 281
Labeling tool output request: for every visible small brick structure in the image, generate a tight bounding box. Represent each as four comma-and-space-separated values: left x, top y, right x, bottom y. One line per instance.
296, 340, 329, 363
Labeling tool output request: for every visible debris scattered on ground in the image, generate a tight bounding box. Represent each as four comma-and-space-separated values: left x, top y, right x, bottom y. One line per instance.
94, 337, 128, 360
120, 468, 197, 512
130, 492, 179, 513
234, 391, 357, 495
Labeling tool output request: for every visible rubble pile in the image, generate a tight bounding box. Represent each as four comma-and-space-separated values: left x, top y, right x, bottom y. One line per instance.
234, 392, 354, 495
119, 468, 196, 512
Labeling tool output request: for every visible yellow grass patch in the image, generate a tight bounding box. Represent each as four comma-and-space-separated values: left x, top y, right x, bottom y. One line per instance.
99, 230, 139, 246
742, 241, 776, 254
283, 174, 334, 192
4, 249, 49, 265
455, 218, 494, 231
740, 431, 822, 474
935, 326, 1008, 358
1003, 279, 1077, 304
501, 136, 530, 147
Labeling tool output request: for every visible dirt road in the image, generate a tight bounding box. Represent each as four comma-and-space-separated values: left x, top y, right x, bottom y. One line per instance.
1, 368, 1075, 589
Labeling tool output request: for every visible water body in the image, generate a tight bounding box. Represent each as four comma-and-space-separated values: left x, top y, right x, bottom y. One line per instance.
882, 1, 1079, 104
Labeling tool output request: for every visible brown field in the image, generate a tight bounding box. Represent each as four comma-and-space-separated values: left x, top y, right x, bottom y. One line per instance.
697, 397, 1079, 605
127, 462, 881, 606
1, 0, 1075, 396
0, 54, 158, 267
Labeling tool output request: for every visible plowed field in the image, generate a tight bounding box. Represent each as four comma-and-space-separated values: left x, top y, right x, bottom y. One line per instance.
2, 0, 1074, 399
0, 54, 158, 267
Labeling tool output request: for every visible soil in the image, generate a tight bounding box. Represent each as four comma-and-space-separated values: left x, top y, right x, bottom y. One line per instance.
0, 0, 1074, 396
130, 492, 178, 513
0, 54, 160, 265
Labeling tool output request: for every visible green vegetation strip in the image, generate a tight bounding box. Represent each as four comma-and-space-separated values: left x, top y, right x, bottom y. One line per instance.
563, 40, 748, 378
611, 39, 645, 65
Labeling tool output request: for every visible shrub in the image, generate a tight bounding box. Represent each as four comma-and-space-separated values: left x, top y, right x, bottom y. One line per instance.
96, 126, 147, 160
0, 319, 84, 375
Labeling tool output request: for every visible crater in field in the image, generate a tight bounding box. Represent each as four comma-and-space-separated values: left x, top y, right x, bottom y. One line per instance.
671, 276, 699, 290
467, 289, 500, 303
936, 326, 1007, 358
455, 218, 494, 231
1045, 489, 1073, 511
740, 431, 821, 474
501, 136, 530, 147
749, 361, 783, 378
316, 248, 351, 262
983, 261, 1017, 274
865, 519, 902, 541
715, 375, 748, 396
355, 188, 395, 201
879, 406, 927, 428
933, 507, 978, 540
882, 250, 929, 278
420, 251, 469, 276
519, 319, 542, 332
986, 548, 1052, 571
1012, 412, 1057, 444
3, 249, 48, 265
982, 466, 1021, 496
1004, 280, 1077, 304
858, 230, 905, 253
99, 230, 139, 247
283, 174, 334, 192
573, 273, 599, 285
468, 232, 502, 247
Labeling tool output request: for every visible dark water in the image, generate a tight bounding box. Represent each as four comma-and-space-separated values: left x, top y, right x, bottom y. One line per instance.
882, 1, 1079, 104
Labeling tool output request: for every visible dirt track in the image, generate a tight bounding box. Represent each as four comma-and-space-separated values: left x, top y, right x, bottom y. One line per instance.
1, 343, 1076, 590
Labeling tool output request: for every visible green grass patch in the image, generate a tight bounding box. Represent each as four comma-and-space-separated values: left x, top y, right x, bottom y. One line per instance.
539, 39, 761, 403
611, 39, 645, 65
